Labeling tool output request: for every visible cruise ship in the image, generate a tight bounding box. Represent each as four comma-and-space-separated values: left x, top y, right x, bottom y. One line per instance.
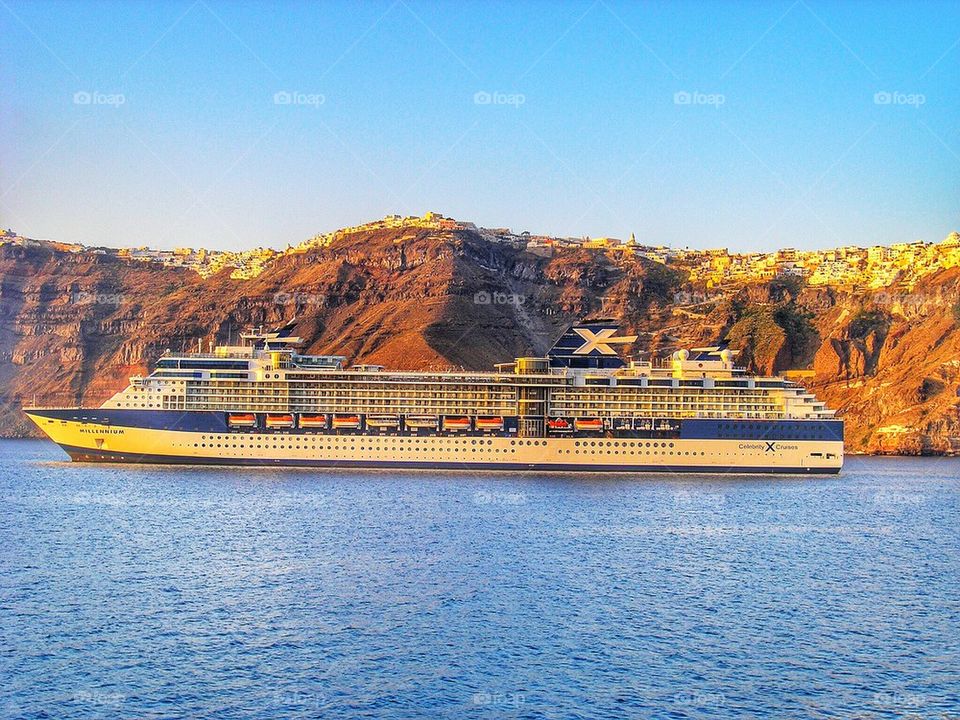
25, 320, 843, 473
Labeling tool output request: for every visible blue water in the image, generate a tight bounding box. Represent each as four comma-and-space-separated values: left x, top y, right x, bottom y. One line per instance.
1, 440, 958, 719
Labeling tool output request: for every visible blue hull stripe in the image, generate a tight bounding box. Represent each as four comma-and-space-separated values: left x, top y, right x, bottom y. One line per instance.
30, 408, 845, 443
32, 408, 232, 433
55, 444, 840, 475
680, 418, 844, 442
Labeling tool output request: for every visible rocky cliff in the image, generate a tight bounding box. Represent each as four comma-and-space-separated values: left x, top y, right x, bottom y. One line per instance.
2, 227, 959, 453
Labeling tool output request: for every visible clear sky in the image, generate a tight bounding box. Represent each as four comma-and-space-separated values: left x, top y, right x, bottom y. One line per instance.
2, 0, 958, 252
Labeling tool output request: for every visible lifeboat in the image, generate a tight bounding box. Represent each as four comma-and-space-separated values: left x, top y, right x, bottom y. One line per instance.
575, 417, 604, 432
547, 417, 572, 433
442, 416, 472, 432
298, 414, 327, 429
332, 414, 361, 430
265, 413, 294, 428
475, 416, 504, 431
405, 415, 438, 429
227, 413, 256, 428
367, 414, 400, 429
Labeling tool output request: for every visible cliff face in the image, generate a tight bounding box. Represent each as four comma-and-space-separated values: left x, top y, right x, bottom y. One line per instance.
2, 228, 959, 453
804, 274, 960, 454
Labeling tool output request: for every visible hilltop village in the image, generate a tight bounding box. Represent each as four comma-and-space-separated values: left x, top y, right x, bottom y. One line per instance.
3, 216, 959, 290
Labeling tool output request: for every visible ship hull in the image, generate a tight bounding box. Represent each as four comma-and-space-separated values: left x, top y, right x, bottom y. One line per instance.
26, 409, 843, 474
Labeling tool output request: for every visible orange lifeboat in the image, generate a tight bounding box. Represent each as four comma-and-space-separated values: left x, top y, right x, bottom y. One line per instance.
299, 414, 328, 429
575, 417, 604, 432
265, 413, 294, 428
228, 413, 256, 428
475, 416, 504, 431
332, 414, 361, 430
442, 416, 472, 432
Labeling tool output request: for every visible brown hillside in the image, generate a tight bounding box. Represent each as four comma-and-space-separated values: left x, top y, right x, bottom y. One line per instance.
2, 228, 959, 453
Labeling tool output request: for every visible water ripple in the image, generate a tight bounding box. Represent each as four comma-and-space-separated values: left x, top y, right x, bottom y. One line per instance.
1, 442, 958, 718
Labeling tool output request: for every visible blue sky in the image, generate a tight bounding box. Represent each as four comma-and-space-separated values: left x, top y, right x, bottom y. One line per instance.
2, 0, 958, 252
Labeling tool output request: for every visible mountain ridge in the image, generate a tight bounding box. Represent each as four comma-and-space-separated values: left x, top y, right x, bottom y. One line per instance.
2, 223, 959, 454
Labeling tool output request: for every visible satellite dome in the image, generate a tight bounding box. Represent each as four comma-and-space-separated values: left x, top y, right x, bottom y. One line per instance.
678, 349, 690, 361
720, 349, 733, 363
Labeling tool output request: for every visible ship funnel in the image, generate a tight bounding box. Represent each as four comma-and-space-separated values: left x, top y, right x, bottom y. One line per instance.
547, 319, 638, 369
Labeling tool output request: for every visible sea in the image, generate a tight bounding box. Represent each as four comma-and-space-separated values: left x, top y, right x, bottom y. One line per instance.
0, 439, 957, 719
